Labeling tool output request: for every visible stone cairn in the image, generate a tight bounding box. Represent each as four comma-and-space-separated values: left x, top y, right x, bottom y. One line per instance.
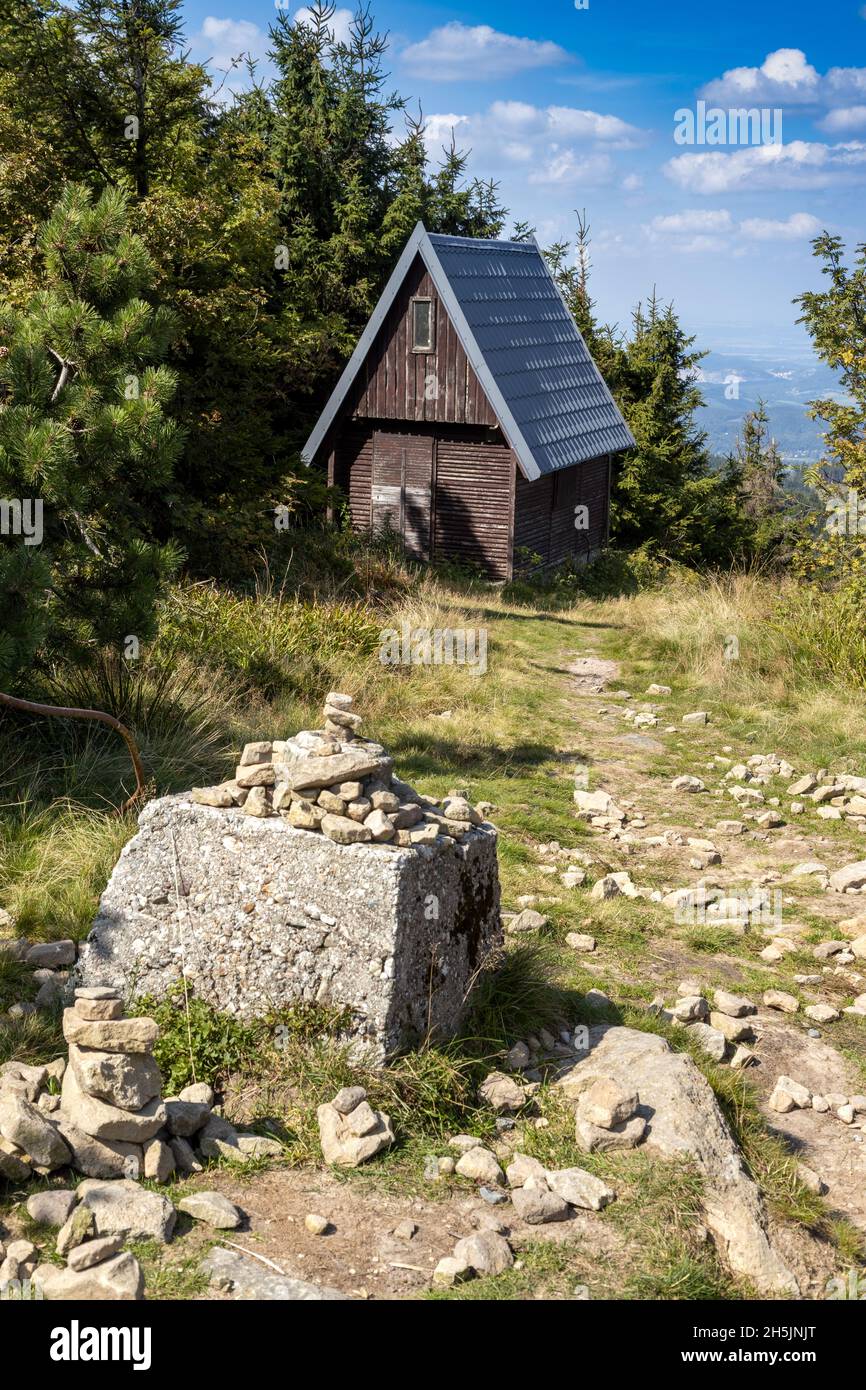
190, 691, 487, 847
0, 985, 286, 1296
0, 989, 282, 1189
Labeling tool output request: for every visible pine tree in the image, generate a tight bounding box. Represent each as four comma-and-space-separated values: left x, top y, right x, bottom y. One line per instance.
0, 184, 184, 684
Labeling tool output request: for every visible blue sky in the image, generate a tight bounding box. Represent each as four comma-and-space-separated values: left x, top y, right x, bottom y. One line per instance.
181, 0, 866, 358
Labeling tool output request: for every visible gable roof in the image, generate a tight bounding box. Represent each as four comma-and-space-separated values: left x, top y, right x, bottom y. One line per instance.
301, 222, 634, 481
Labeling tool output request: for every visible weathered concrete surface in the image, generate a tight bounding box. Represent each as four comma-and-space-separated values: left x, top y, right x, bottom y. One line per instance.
77, 795, 502, 1058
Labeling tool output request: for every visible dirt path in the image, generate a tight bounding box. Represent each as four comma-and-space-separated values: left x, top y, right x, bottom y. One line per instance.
560, 640, 866, 1241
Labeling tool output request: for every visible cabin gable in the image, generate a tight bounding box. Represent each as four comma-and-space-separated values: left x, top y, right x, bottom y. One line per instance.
347, 254, 499, 430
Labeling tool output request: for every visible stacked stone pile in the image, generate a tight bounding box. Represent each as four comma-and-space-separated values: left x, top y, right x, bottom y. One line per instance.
0, 991, 282, 1188
190, 692, 487, 849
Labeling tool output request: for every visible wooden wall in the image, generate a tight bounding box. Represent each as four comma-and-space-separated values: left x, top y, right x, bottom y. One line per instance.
347, 255, 498, 429
434, 435, 513, 580
514, 454, 609, 570
333, 421, 514, 580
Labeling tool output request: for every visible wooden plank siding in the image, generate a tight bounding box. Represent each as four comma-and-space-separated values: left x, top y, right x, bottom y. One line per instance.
347, 255, 498, 429
513, 454, 610, 571
433, 436, 514, 580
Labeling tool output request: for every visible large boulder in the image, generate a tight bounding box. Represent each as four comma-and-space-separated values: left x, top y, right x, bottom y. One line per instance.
829, 861, 866, 893
76, 1179, 176, 1243
39, 1252, 144, 1301
78, 792, 501, 1059
555, 1025, 798, 1295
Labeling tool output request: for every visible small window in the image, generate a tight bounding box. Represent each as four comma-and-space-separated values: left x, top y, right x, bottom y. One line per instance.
411, 297, 434, 352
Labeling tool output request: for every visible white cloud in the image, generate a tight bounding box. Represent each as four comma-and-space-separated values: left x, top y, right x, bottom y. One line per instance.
528, 151, 614, 187
647, 209, 733, 235
643, 207, 824, 255
420, 99, 643, 190
192, 16, 269, 66
818, 105, 866, 133
700, 47, 866, 110
402, 23, 568, 81
622, 173, 643, 192
701, 48, 820, 103
739, 212, 823, 240
664, 139, 866, 194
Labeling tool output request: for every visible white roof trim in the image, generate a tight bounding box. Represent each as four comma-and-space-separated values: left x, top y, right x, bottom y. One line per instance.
301, 224, 635, 477
300, 222, 542, 480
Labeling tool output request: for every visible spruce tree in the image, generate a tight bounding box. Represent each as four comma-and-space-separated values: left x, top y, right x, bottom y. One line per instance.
613, 297, 742, 565
0, 184, 183, 685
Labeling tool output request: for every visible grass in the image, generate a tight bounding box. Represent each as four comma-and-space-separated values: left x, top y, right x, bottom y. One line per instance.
2, 555, 866, 1299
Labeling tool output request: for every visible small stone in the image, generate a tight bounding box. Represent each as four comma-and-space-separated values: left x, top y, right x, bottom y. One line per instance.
505, 1042, 531, 1072
56, 1204, 96, 1256
40, 1251, 144, 1301
27, 1189, 77, 1228
682, 711, 709, 725
304, 1213, 330, 1235
578, 1078, 638, 1129
320, 813, 372, 845
0, 1095, 71, 1169
804, 1003, 840, 1023
454, 1147, 505, 1186
74, 997, 124, 1022
796, 1163, 826, 1196
769, 1075, 812, 1111
575, 1114, 647, 1153
433, 1256, 472, 1287
179, 1082, 215, 1107
478, 1071, 526, 1112
332, 1086, 366, 1115
191, 785, 236, 807
62, 1011, 159, 1053
179, 1192, 243, 1229
671, 775, 706, 793
709, 1011, 754, 1043
77, 1179, 176, 1243
565, 932, 596, 952
505, 1153, 548, 1188
66, 1234, 125, 1272
452, 1231, 513, 1275
763, 990, 799, 1014
142, 1137, 174, 1183
510, 1185, 571, 1224
713, 989, 756, 1018
506, 908, 548, 934
25, 940, 76, 968
671, 995, 709, 1023
547, 1167, 616, 1211
393, 1220, 417, 1241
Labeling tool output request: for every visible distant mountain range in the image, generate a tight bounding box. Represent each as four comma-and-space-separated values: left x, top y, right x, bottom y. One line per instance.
691, 351, 846, 469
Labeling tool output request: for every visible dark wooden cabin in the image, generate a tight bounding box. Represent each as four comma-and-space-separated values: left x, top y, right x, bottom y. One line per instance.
302, 224, 633, 580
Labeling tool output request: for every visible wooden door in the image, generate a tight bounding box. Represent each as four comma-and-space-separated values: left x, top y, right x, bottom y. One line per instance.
371, 431, 434, 561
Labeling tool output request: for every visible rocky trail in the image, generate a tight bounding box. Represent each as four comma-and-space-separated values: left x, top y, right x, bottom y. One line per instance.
2, 614, 866, 1302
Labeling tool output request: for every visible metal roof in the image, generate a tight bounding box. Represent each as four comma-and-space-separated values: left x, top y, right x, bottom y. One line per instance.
301, 222, 634, 481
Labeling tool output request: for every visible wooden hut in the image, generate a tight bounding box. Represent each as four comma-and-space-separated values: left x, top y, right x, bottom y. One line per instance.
302, 223, 633, 580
